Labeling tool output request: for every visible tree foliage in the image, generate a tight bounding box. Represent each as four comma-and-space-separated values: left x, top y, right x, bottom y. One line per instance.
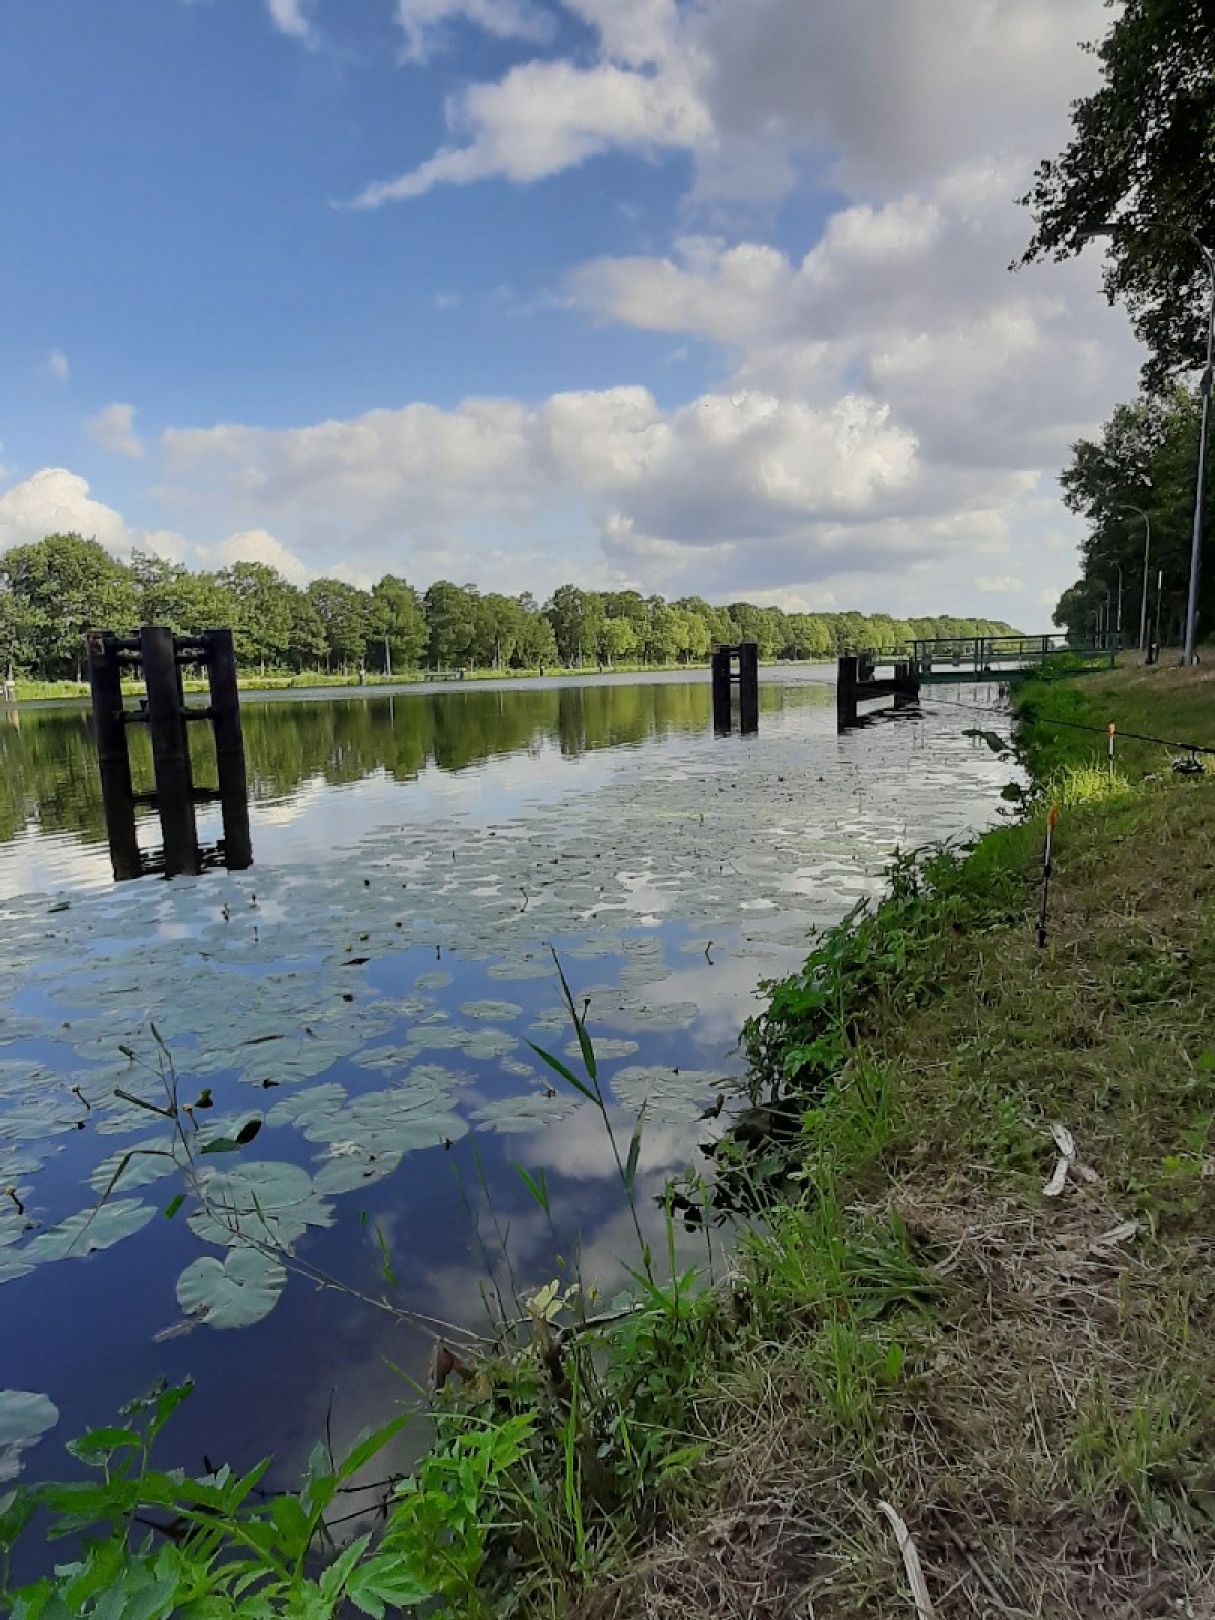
1021, 0, 1215, 387
0, 532, 1019, 682
1052, 384, 1204, 643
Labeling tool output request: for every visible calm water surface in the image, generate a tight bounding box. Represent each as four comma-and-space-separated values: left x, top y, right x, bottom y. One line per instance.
0, 670, 1017, 1506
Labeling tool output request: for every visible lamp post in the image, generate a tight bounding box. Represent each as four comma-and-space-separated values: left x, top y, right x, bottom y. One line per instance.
1122, 504, 1152, 651
1113, 562, 1123, 642
1184, 236, 1215, 665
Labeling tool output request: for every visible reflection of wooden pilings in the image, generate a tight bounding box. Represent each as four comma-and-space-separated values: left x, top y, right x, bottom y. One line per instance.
87, 630, 142, 881
139, 626, 200, 878
892, 660, 917, 710
203, 628, 253, 870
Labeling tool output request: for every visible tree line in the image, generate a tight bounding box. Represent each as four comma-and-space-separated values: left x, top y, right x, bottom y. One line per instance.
1021, 0, 1214, 646
1051, 386, 1207, 647
0, 533, 1017, 682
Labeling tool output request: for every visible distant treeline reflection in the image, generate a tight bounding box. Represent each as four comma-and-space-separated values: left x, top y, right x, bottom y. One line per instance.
0, 678, 827, 847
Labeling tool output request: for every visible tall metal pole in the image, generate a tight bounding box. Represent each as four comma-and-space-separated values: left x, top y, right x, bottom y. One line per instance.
1114, 563, 1123, 640
1184, 240, 1215, 665
1123, 505, 1151, 651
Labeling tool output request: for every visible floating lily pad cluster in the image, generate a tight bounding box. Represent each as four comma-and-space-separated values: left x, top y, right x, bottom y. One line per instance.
0, 691, 1019, 1355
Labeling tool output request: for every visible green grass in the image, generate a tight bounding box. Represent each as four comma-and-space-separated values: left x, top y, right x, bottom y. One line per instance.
8, 658, 836, 705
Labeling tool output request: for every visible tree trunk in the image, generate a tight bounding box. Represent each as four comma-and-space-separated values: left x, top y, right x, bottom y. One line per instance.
384, 635, 392, 679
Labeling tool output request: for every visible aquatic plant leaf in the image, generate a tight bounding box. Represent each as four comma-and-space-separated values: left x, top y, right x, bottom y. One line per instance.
176, 1248, 287, 1330
312, 1146, 404, 1195
487, 958, 551, 980
25, 1199, 157, 1263
609, 1066, 726, 1125
0, 1390, 58, 1481
87, 1140, 179, 1195
459, 1000, 524, 1022
470, 1093, 579, 1134
187, 1160, 333, 1248
461, 1028, 519, 1061
564, 1037, 639, 1061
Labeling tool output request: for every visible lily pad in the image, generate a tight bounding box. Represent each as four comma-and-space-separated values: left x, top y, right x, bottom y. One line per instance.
176, 1248, 287, 1330
609, 1066, 725, 1125
470, 1093, 579, 1134
459, 1000, 524, 1022
312, 1145, 404, 1195
188, 1161, 333, 1248
87, 1140, 180, 1195
564, 1037, 639, 1062
25, 1199, 157, 1263
0, 1390, 59, 1482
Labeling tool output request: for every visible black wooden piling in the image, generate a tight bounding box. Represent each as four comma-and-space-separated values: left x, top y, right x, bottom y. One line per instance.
711, 642, 760, 735
203, 628, 253, 870
836, 654, 859, 730
711, 645, 732, 734
837, 651, 921, 731
139, 626, 201, 878
737, 642, 759, 735
86, 630, 142, 881
86, 625, 252, 882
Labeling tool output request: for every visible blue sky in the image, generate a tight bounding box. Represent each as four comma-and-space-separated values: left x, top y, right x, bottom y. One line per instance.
0, 0, 1141, 625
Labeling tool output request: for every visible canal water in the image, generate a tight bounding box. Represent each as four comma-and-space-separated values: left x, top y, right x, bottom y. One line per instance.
0, 669, 1017, 1496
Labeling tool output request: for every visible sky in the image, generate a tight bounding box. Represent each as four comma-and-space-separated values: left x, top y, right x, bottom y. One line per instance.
0, 0, 1143, 627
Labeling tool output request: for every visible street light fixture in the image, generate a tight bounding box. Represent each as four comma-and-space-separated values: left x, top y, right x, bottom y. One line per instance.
1184, 235, 1215, 665
1121, 503, 1152, 651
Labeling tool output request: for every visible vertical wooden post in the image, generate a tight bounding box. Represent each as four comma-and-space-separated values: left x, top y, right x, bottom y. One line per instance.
140, 626, 200, 878
711, 645, 732, 734
737, 641, 759, 734
836, 654, 859, 731
203, 628, 253, 871
87, 631, 142, 882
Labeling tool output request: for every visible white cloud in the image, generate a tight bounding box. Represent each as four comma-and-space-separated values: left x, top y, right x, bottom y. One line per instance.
351, 56, 711, 206
85, 403, 145, 461
160, 385, 917, 586
0, 467, 311, 581
396, 0, 555, 62
568, 165, 1141, 484
46, 350, 69, 382
204, 527, 311, 584
0, 469, 137, 555
266, 0, 315, 41
357, 0, 1105, 207
974, 574, 1022, 594
695, 0, 1108, 198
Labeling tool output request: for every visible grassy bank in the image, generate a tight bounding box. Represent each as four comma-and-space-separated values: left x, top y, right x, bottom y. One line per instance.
7, 663, 1215, 1617
7, 660, 832, 705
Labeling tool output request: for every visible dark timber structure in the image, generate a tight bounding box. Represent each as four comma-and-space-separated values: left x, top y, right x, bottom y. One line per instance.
835, 654, 921, 731
836, 633, 1119, 731
711, 642, 759, 736
86, 627, 253, 882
